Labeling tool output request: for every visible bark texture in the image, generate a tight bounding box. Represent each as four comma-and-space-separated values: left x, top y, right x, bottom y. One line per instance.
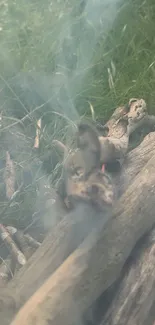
100, 229, 155, 325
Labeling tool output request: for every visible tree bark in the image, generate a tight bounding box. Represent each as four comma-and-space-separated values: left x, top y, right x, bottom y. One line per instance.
100, 229, 155, 325
10, 149, 155, 325
117, 131, 155, 193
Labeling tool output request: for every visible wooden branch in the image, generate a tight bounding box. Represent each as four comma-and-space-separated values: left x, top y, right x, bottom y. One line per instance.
100, 229, 155, 325
34, 118, 41, 149
10, 151, 155, 325
4, 151, 16, 200
0, 225, 26, 267
100, 98, 155, 137
6, 202, 104, 307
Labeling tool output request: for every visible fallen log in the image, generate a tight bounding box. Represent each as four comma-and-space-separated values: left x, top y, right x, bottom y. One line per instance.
10, 150, 155, 325
100, 229, 155, 325
116, 131, 155, 193
0, 202, 105, 318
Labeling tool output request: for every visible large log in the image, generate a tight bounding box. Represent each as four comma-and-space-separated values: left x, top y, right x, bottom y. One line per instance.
100, 229, 155, 325
10, 150, 155, 325
117, 131, 155, 193
8, 202, 104, 301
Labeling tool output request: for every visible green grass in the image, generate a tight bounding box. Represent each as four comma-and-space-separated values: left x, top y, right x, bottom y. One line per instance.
1, 0, 155, 117
0, 0, 155, 228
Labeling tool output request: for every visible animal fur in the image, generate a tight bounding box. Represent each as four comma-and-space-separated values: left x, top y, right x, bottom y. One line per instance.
53, 123, 115, 210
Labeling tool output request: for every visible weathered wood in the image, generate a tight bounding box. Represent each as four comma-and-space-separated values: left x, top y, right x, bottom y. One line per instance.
0, 203, 106, 325
100, 229, 155, 325
5, 203, 104, 303
99, 98, 149, 137
10, 151, 155, 325
117, 132, 155, 194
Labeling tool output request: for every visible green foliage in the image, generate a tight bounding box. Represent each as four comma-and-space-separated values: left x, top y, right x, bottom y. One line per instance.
1, 0, 155, 116
0, 0, 155, 227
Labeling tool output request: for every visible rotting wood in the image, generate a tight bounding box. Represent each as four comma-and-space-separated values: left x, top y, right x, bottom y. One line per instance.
98, 98, 147, 137
10, 151, 155, 325
98, 98, 155, 137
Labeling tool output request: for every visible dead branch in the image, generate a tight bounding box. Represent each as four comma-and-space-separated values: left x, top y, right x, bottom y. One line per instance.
34, 118, 41, 149
99, 98, 155, 139
0, 225, 26, 267
100, 98, 147, 137
4, 151, 15, 199
10, 150, 155, 325
0, 256, 14, 284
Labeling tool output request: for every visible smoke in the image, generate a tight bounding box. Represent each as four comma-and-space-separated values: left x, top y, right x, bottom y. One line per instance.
0, 0, 122, 122
0, 4, 124, 325
36, 0, 122, 227
0, 0, 122, 258
53, 0, 122, 120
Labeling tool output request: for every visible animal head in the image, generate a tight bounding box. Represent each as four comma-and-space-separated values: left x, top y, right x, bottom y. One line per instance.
127, 98, 147, 123
76, 122, 101, 171
66, 169, 114, 210
53, 122, 115, 210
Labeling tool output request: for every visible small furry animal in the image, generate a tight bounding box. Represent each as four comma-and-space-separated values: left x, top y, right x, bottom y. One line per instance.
52, 123, 115, 210
77, 118, 129, 171
77, 98, 146, 172
99, 116, 129, 165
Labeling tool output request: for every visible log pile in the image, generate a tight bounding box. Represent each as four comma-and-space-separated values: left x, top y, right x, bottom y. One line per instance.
1, 98, 155, 325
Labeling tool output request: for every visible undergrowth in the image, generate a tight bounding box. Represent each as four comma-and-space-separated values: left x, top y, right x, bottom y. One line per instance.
0, 0, 154, 228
